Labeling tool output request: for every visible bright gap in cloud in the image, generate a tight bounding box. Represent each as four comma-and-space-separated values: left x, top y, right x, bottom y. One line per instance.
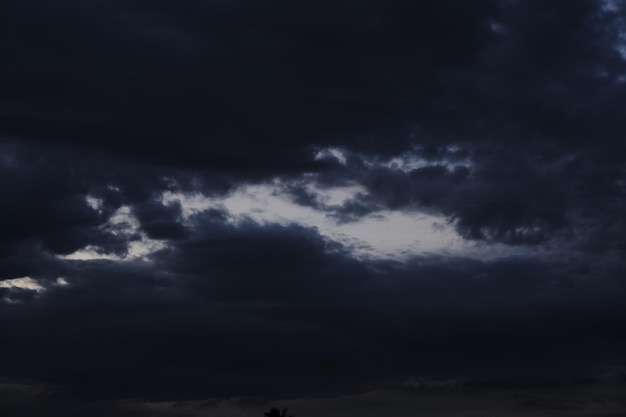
85, 195, 104, 213
0, 277, 45, 292
162, 179, 521, 261
1, 276, 71, 303
64, 147, 519, 264
381, 149, 474, 173
55, 277, 69, 286
314, 147, 347, 165
60, 206, 166, 262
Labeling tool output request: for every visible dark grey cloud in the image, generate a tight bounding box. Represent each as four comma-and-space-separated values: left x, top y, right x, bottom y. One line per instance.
1, 0, 499, 169
1, 218, 625, 401
2, 0, 626, 415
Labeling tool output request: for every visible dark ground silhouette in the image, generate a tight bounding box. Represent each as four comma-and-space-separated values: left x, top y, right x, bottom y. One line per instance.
265, 407, 293, 417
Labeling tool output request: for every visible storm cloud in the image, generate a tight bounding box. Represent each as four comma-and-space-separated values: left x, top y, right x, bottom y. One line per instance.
1, 0, 626, 416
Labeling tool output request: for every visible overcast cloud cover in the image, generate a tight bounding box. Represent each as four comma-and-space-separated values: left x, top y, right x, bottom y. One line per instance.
1, 0, 626, 416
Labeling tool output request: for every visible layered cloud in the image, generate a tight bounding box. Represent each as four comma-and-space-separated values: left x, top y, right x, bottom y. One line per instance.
2, 0, 626, 416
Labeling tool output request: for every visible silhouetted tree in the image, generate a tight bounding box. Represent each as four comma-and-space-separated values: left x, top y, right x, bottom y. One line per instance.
264, 407, 293, 417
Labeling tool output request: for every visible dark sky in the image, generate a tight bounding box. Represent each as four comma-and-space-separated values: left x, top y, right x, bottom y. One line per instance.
2, 1, 626, 416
